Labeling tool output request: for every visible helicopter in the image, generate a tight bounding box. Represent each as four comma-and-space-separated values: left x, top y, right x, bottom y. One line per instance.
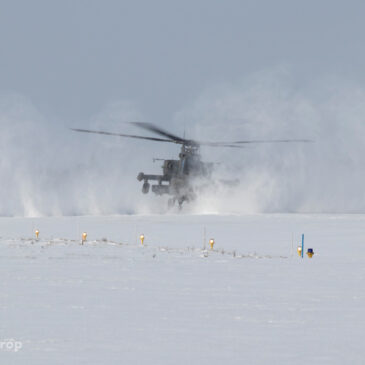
72, 122, 311, 208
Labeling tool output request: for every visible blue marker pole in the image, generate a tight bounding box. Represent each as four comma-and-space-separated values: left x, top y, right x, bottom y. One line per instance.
301, 234, 304, 258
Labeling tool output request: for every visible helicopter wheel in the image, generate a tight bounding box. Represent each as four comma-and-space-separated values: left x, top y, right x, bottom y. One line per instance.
178, 197, 185, 210
168, 198, 175, 209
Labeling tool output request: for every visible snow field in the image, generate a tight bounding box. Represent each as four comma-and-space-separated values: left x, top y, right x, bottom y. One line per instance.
1, 214, 365, 364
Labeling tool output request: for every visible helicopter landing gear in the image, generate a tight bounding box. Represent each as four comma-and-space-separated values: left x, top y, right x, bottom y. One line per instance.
178, 196, 186, 210
142, 181, 150, 194
168, 198, 176, 209
167, 197, 185, 210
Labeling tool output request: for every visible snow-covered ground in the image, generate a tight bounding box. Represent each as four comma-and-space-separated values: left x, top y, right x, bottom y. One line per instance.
1, 214, 364, 364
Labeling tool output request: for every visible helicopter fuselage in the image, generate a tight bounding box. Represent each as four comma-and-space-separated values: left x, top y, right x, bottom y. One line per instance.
137, 144, 213, 207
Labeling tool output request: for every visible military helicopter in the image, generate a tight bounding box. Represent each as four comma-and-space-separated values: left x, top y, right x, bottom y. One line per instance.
72, 122, 311, 208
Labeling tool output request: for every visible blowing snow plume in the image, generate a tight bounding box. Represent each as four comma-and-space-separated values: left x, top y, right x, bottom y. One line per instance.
176, 71, 365, 213
0, 95, 162, 216
2, 70, 365, 216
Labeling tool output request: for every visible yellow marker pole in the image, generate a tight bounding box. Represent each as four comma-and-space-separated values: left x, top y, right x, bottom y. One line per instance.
297, 246, 302, 257
35, 230, 40, 240
82, 232, 87, 245
140, 234, 145, 245
209, 238, 215, 250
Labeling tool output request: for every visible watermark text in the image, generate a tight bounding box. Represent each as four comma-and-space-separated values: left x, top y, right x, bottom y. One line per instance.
0, 339, 23, 352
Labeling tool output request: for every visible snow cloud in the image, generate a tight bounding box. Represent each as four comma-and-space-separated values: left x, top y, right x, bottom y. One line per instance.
2, 70, 365, 215
176, 69, 365, 213
0, 94, 161, 216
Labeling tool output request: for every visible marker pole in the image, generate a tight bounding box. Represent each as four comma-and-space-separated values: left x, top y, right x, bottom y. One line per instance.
301, 234, 304, 258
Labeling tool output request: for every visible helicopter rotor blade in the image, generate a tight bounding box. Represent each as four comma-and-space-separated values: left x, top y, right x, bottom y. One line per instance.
129, 122, 187, 143
127, 123, 314, 146
71, 127, 313, 147
70, 128, 177, 143
205, 144, 246, 148
197, 139, 313, 146
232, 139, 313, 144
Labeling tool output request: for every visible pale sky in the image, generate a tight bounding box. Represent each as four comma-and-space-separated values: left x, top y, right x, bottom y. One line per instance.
1, 0, 364, 124
2, 0, 365, 215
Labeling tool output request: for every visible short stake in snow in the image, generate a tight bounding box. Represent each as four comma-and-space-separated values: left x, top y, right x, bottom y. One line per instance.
297, 246, 302, 257
307, 248, 314, 258
82, 232, 87, 245
140, 234, 145, 245
209, 238, 215, 250
35, 230, 39, 240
